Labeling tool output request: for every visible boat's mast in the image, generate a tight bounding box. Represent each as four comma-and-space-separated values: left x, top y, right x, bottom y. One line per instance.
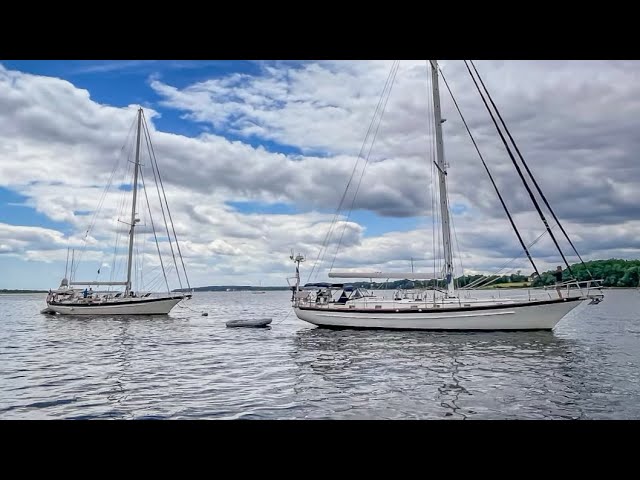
70, 249, 75, 282
290, 252, 305, 303
294, 254, 304, 292
126, 108, 143, 294
430, 60, 455, 296
64, 247, 70, 279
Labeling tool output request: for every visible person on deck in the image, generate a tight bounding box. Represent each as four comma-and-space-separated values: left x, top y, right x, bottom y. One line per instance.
554, 266, 563, 299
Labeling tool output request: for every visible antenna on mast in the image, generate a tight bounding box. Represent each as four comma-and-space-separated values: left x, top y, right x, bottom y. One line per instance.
290, 250, 305, 296
291, 251, 305, 264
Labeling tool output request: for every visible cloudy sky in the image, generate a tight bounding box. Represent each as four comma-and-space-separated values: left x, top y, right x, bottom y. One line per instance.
1, 60, 638, 290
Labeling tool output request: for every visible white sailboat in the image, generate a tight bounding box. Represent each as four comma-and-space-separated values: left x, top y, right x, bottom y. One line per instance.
289, 60, 604, 331
44, 108, 192, 315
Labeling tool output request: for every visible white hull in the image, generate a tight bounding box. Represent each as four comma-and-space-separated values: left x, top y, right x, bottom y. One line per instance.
46, 296, 184, 315
293, 297, 585, 331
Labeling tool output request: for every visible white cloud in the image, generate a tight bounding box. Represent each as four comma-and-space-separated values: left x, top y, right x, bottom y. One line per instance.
0, 223, 67, 254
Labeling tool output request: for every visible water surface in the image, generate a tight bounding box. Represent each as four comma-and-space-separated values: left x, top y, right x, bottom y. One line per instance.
1, 289, 638, 419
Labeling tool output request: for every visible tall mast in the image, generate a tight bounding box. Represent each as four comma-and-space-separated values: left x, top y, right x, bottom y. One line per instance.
64, 247, 70, 279
126, 108, 143, 294
70, 249, 75, 282
430, 60, 455, 296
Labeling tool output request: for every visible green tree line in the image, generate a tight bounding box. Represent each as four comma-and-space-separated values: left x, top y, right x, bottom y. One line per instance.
345, 259, 639, 290
348, 272, 530, 290
531, 259, 640, 288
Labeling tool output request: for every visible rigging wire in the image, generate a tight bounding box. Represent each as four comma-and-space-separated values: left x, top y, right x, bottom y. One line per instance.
142, 264, 163, 292
140, 207, 147, 291
310, 61, 400, 281
438, 64, 540, 277
72, 114, 138, 278
447, 186, 465, 290
425, 61, 438, 286
139, 168, 170, 294
328, 60, 401, 273
462, 223, 557, 290
464, 60, 575, 278
469, 60, 593, 280
109, 144, 134, 287
141, 111, 191, 290
140, 116, 183, 291
306, 60, 401, 283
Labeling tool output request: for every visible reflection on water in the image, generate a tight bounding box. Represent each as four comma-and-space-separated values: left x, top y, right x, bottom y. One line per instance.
290, 328, 591, 419
438, 345, 468, 419
1, 290, 639, 419
105, 321, 133, 418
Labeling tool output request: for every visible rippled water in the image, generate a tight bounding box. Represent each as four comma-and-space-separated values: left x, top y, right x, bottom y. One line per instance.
1, 289, 639, 419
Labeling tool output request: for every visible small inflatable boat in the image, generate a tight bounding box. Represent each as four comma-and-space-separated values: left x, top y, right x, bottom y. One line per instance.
226, 318, 272, 328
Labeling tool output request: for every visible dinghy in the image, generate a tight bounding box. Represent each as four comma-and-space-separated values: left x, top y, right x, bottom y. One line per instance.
225, 318, 272, 328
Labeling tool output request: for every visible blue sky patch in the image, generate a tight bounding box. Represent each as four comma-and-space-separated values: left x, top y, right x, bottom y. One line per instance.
0, 187, 70, 233
227, 200, 299, 215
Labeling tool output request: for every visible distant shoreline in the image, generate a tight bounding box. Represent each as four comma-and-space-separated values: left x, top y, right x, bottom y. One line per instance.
0, 290, 47, 294
174, 286, 290, 292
